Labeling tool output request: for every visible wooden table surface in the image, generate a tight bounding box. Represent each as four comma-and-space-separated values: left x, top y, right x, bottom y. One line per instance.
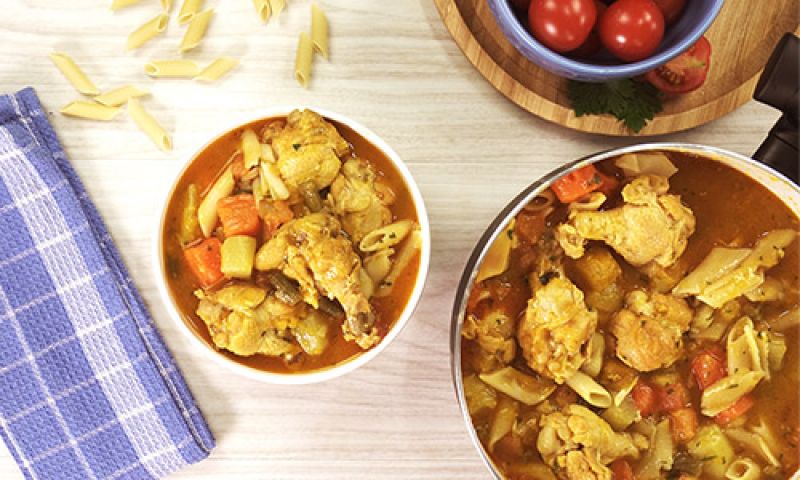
0, 1, 783, 478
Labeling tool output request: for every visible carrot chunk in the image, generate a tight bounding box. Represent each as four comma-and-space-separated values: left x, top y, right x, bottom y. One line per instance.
262, 200, 294, 239
217, 194, 261, 237
632, 380, 659, 417
715, 394, 754, 425
669, 407, 699, 443
610, 459, 634, 480
659, 381, 690, 412
184, 237, 223, 287
691, 346, 727, 391
551, 164, 606, 203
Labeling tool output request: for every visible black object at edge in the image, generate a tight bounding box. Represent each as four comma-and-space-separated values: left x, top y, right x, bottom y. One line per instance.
753, 33, 800, 184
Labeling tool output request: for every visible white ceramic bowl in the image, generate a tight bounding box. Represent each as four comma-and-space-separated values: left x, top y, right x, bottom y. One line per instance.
154, 106, 431, 384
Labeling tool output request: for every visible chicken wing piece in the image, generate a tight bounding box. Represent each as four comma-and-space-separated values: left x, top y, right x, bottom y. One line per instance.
610, 289, 693, 372
272, 109, 350, 192
329, 158, 394, 243
517, 276, 598, 384
537, 405, 646, 480
254, 212, 379, 349
556, 175, 696, 268
195, 290, 305, 358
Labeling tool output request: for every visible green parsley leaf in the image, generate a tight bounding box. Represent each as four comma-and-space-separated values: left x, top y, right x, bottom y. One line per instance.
567, 79, 663, 133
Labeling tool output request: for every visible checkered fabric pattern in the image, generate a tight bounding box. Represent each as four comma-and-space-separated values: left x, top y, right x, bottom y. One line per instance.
0, 88, 214, 480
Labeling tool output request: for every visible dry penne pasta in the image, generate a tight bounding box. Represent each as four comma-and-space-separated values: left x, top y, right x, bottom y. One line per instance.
269, 0, 286, 16
241, 130, 261, 169
127, 13, 169, 50
94, 86, 149, 107
359, 220, 414, 252
565, 371, 612, 408
195, 57, 239, 82
252, 0, 271, 22
144, 60, 201, 77
49, 53, 100, 96
111, 0, 145, 10
178, 0, 203, 24
294, 32, 313, 88
311, 4, 329, 59
127, 98, 172, 152
179, 9, 214, 53
60, 101, 120, 121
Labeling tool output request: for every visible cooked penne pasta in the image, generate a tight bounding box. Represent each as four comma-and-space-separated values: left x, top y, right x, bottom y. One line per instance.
727, 317, 764, 375
260, 143, 275, 163
252, 0, 271, 22
144, 60, 201, 78
565, 371, 612, 408
375, 229, 421, 297
49, 53, 100, 96
161, 0, 172, 11
615, 151, 678, 178
523, 189, 556, 213
178, 0, 203, 23
725, 458, 762, 480
744, 277, 784, 302
127, 13, 169, 50
701, 371, 764, 416
488, 396, 518, 452
766, 332, 786, 371
726, 428, 780, 466
241, 129, 261, 169
195, 57, 239, 82
60, 101, 120, 121
110, 0, 145, 10
359, 269, 374, 299
311, 4, 329, 59
260, 162, 289, 200
580, 332, 604, 377
601, 395, 640, 431
636, 419, 673, 480
569, 192, 606, 212
476, 219, 514, 282
360, 220, 414, 252
688, 425, 735, 478
127, 98, 172, 152
479, 367, 556, 406
294, 32, 313, 88
94, 86, 149, 107
364, 249, 394, 284
197, 165, 234, 236
179, 9, 214, 53
269, 0, 286, 16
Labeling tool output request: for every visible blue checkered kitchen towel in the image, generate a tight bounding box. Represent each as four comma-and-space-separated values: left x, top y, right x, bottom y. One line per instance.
0, 88, 214, 479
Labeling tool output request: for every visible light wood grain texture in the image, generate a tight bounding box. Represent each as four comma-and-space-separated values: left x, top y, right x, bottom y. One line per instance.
0, 1, 784, 479
436, 0, 799, 136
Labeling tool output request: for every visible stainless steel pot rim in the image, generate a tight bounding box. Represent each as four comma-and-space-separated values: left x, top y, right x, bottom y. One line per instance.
449, 142, 800, 479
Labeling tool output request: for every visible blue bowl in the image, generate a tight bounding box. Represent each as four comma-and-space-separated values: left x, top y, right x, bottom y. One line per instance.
488, 0, 724, 82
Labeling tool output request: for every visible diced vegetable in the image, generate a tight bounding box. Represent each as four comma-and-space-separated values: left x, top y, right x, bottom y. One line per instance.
610, 459, 634, 480
572, 247, 622, 291
261, 199, 294, 239
585, 283, 624, 314
184, 238, 224, 287
714, 394, 754, 426
265, 270, 302, 305
179, 183, 201, 245
658, 381, 689, 412
241, 129, 261, 169
198, 166, 235, 237
688, 424, 735, 479
203, 284, 266, 312
479, 367, 556, 406
550, 164, 606, 203
220, 236, 257, 279
299, 181, 323, 212
463, 374, 497, 417
488, 395, 518, 452
217, 194, 261, 237
294, 311, 330, 356
632, 380, 659, 417
514, 211, 548, 245
669, 407, 698, 444
691, 346, 726, 390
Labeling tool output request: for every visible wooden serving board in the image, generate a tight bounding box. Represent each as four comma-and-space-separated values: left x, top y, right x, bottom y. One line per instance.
434, 0, 800, 136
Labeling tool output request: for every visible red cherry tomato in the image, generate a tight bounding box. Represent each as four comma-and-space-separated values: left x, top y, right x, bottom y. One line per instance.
510, 0, 532, 11
652, 0, 686, 24
570, 0, 607, 57
528, 0, 598, 53
645, 36, 712, 94
599, 0, 665, 62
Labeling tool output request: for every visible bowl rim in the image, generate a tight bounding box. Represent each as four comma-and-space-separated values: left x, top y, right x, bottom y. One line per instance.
154, 106, 432, 385
449, 142, 799, 478
487, 0, 725, 80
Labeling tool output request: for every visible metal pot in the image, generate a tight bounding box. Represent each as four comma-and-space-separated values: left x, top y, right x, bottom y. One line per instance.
450, 34, 800, 478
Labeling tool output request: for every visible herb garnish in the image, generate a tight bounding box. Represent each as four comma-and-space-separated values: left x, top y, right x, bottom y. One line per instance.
567, 78, 663, 133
